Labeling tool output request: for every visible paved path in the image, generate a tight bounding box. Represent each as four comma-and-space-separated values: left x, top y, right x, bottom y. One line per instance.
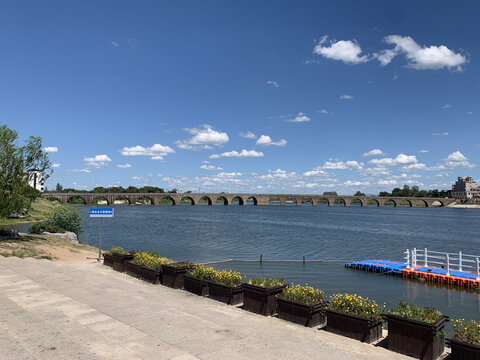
0, 256, 414, 360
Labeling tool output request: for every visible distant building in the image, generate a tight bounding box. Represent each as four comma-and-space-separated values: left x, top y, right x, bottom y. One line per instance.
451, 176, 480, 199
28, 170, 45, 192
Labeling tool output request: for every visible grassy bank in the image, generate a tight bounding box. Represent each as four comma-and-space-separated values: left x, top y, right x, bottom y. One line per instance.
0, 232, 98, 262
0, 198, 72, 227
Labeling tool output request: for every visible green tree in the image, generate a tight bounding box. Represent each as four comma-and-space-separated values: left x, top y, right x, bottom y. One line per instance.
0, 124, 51, 218
354, 191, 366, 196
323, 191, 337, 196
56, 183, 63, 192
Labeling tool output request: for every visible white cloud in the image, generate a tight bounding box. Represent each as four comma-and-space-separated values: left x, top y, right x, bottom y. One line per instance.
339, 94, 353, 100
111, 41, 119, 47
361, 167, 391, 176
401, 163, 427, 171
467, 111, 473, 115
286, 112, 310, 123
117, 163, 132, 168
84, 154, 112, 168
362, 149, 385, 157
313, 36, 369, 64
209, 149, 264, 159
432, 132, 449, 136
120, 144, 175, 160
200, 164, 223, 171
322, 160, 363, 170
43, 146, 58, 153
344, 180, 370, 186
377, 35, 467, 70
69, 168, 91, 173
305, 183, 318, 188
418, 149, 429, 153
216, 172, 242, 178
255, 135, 287, 147
377, 179, 397, 185
239, 131, 256, 139
442, 104, 452, 109
52, 163, 61, 168
303, 169, 328, 177
369, 153, 418, 167
444, 151, 475, 168
176, 125, 229, 150
266, 80, 279, 88
317, 109, 328, 114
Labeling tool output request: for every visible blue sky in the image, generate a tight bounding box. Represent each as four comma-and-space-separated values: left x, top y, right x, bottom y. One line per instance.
2, 0, 479, 194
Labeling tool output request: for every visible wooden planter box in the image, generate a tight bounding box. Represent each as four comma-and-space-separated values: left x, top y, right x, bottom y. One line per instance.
184, 275, 209, 296
326, 309, 382, 343
384, 314, 448, 360
448, 338, 480, 360
161, 263, 190, 289
139, 266, 161, 284
242, 284, 287, 316
103, 253, 113, 267
276, 297, 327, 327
125, 261, 142, 278
208, 281, 243, 305
112, 253, 134, 272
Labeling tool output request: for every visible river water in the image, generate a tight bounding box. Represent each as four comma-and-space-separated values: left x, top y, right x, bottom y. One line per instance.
15, 203, 480, 325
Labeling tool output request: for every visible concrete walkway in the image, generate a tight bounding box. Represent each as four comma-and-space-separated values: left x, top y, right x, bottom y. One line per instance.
0, 256, 414, 360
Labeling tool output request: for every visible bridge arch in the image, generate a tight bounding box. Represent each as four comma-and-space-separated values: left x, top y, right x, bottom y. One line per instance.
285, 196, 297, 205
92, 196, 109, 205
198, 196, 213, 205
385, 199, 397, 207
216, 196, 228, 205
350, 198, 363, 207
399, 199, 413, 207
45, 196, 62, 204
159, 196, 176, 205
231, 196, 244, 205
430, 200, 445, 207
67, 196, 86, 205
367, 199, 380, 207
334, 198, 346, 206
414, 199, 428, 207
114, 195, 130, 205
180, 196, 195, 205
268, 196, 282, 205
135, 196, 153, 205
246, 196, 258, 206
317, 198, 330, 206
301, 197, 314, 206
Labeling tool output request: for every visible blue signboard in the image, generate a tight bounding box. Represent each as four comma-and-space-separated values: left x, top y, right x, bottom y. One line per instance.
90, 208, 114, 218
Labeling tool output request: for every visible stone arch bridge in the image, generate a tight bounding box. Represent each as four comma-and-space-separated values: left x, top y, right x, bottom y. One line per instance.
40, 193, 456, 208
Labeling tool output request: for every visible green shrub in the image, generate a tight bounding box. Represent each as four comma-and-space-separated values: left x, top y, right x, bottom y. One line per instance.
278, 284, 325, 305
28, 223, 66, 234
46, 208, 83, 235
245, 277, 284, 288
388, 302, 442, 323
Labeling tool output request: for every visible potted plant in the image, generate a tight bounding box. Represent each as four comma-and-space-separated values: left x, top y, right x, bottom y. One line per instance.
326, 293, 382, 343
161, 261, 192, 289
110, 247, 135, 272
384, 302, 448, 360
276, 283, 326, 327
103, 250, 113, 267
448, 318, 480, 359
132, 252, 172, 284
184, 265, 216, 296
207, 269, 243, 305
243, 278, 286, 316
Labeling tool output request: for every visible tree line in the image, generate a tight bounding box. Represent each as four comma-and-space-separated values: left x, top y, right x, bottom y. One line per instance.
378, 185, 447, 198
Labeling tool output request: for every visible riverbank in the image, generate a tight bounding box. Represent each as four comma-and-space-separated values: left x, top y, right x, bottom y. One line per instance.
0, 198, 70, 227
0, 256, 420, 360
0, 232, 98, 262
448, 204, 480, 209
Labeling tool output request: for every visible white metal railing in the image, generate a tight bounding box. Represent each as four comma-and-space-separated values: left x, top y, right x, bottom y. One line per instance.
405, 248, 480, 280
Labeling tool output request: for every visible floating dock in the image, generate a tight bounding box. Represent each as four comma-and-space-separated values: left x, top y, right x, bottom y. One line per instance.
346, 248, 480, 289
345, 259, 406, 274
